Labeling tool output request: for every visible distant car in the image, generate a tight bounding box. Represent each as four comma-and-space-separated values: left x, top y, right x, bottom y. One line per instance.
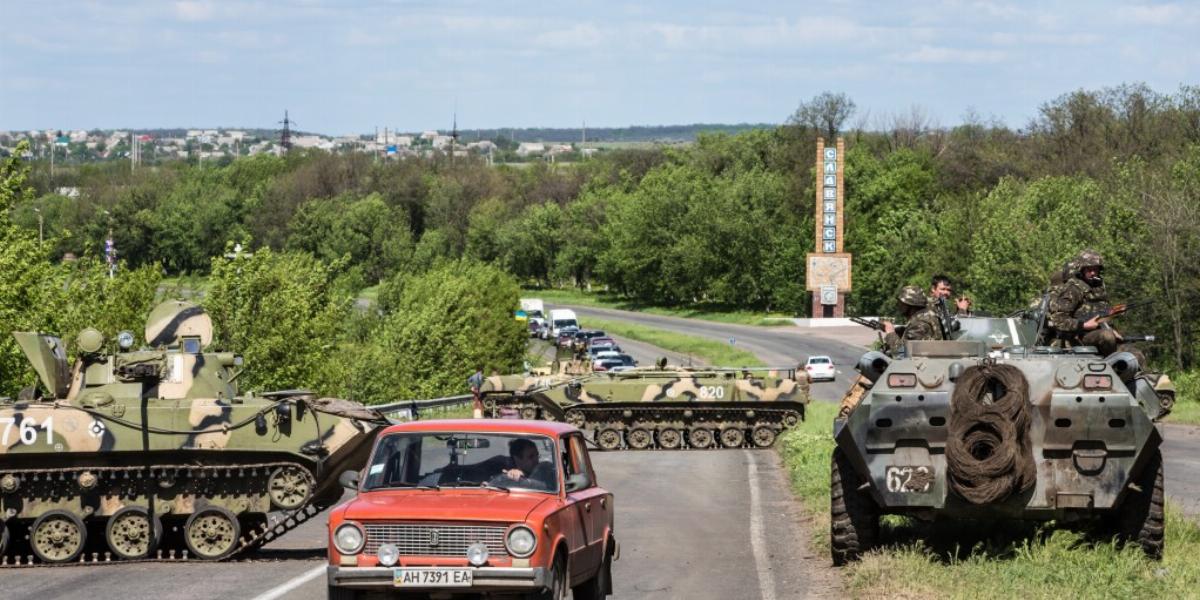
528, 320, 544, 337
593, 358, 626, 372
588, 336, 617, 348
556, 326, 580, 348
805, 356, 836, 381
327, 419, 617, 600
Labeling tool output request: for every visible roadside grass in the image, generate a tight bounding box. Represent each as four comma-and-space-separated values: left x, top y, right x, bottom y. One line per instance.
582, 317, 764, 367
779, 402, 1200, 599
1165, 370, 1199, 426
528, 288, 791, 327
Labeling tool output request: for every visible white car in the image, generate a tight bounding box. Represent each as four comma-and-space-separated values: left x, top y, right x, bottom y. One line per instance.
805, 356, 836, 381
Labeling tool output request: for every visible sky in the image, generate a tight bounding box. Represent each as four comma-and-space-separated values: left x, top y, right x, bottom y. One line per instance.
1, 0, 1197, 135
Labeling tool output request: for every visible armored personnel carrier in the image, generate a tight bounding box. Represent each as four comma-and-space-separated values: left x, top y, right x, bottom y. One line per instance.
480, 367, 810, 450
0, 301, 389, 564
832, 315, 1173, 564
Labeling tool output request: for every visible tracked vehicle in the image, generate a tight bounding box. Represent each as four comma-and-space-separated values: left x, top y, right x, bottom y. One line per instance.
832, 315, 1173, 564
0, 301, 389, 565
480, 367, 810, 450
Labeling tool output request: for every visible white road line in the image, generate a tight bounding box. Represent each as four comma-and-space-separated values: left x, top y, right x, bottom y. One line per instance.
746, 450, 777, 600
250, 563, 326, 600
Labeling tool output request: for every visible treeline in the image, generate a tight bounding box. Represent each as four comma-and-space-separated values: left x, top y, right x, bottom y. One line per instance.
4, 83, 1200, 380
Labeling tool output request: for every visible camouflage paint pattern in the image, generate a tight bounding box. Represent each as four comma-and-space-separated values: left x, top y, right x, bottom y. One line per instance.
0, 301, 389, 563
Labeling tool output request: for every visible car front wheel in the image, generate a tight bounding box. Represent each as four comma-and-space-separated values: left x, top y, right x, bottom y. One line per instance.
572, 542, 614, 600
528, 555, 567, 600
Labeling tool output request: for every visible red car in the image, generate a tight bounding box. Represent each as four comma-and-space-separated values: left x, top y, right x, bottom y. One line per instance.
326, 419, 618, 600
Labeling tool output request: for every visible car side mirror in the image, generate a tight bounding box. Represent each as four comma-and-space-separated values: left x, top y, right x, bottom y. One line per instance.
564, 473, 590, 492
339, 470, 360, 490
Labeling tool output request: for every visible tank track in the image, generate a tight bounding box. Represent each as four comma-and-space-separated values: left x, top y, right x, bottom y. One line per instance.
0, 460, 326, 567
486, 398, 803, 450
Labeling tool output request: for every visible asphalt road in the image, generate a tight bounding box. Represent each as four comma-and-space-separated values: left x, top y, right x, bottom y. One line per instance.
0, 450, 834, 600
562, 304, 1200, 519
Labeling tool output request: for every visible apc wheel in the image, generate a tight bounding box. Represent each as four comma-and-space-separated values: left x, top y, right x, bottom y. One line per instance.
720, 428, 746, 448
184, 507, 241, 560
105, 506, 164, 560
751, 426, 777, 448
30, 510, 87, 563
657, 428, 683, 450
831, 447, 879, 566
783, 412, 801, 428
268, 466, 313, 511
626, 428, 653, 450
1115, 448, 1164, 560
520, 406, 539, 420
596, 429, 623, 451
687, 428, 714, 449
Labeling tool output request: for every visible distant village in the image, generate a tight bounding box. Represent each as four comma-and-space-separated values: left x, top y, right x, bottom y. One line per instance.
0, 127, 600, 165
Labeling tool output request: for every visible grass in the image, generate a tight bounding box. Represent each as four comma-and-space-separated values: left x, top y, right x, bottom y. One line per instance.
529, 288, 793, 327
1164, 370, 1199, 426
583, 317, 764, 367
778, 402, 1200, 599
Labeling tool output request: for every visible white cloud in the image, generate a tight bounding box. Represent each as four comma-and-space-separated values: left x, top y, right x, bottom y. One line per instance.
174, 1, 215, 22
891, 45, 1007, 64
1117, 3, 1200, 25
535, 23, 605, 49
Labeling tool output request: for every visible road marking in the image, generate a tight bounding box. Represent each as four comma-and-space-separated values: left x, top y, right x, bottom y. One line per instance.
251, 563, 326, 600
746, 450, 777, 600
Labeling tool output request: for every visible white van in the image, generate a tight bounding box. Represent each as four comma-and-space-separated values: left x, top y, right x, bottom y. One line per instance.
520, 298, 546, 335
547, 308, 579, 339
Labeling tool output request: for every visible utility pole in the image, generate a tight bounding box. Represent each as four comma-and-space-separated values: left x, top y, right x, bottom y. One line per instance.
279, 110, 293, 153
33, 207, 43, 244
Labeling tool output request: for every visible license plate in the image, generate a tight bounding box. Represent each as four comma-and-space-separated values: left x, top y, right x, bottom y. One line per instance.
393, 568, 474, 587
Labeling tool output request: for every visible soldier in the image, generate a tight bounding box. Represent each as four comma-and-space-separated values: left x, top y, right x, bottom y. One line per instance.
930, 274, 972, 317
883, 285, 945, 356
839, 286, 944, 418
1047, 250, 1121, 355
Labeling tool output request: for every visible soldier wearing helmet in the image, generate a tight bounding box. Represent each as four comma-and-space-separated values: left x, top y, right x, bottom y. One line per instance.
882, 285, 945, 357
1047, 249, 1121, 354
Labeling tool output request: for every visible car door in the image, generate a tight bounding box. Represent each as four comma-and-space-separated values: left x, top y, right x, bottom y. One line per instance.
564, 433, 606, 581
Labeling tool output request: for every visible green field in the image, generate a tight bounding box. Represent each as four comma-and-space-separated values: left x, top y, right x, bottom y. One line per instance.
582, 317, 764, 367
530, 288, 792, 327
779, 404, 1200, 599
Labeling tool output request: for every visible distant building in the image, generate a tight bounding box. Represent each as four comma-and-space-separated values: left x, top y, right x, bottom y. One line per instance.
516, 142, 545, 157
420, 130, 439, 141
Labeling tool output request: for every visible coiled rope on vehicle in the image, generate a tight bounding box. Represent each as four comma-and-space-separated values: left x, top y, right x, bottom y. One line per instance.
946, 363, 1037, 504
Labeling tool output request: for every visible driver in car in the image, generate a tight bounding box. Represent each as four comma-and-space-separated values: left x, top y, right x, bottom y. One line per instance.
493, 438, 554, 490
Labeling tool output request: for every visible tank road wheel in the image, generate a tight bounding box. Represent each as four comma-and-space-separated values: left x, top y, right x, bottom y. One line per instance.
30, 510, 87, 563
719, 428, 746, 448
105, 506, 164, 560
185, 507, 241, 560
831, 447, 879, 566
783, 412, 801, 428
596, 429, 623, 451
626, 428, 653, 450
751, 426, 777, 448
657, 428, 683, 450
1115, 448, 1165, 559
520, 406, 539, 420
268, 466, 313, 511
565, 410, 586, 429
687, 428, 714, 450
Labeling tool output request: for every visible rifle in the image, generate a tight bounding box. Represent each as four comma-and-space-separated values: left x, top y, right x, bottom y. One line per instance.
1079, 300, 1156, 326
850, 316, 888, 332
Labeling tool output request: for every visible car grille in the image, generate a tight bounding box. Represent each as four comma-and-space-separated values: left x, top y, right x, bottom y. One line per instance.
363, 523, 509, 558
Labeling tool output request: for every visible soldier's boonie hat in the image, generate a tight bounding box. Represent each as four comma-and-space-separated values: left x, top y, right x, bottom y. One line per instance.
897, 285, 927, 308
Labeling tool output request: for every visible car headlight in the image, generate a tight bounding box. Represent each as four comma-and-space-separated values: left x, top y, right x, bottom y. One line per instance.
334, 523, 365, 555
467, 542, 489, 566
505, 525, 536, 558
377, 543, 399, 567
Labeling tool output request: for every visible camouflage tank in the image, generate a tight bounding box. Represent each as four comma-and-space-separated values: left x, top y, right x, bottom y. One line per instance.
831, 315, 1172, 564
0, 301, 389, 565
480, 367, 810, 450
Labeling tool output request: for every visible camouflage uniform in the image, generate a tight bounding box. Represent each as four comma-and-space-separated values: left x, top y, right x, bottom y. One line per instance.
1047, 250, 1121, 355
841, 286, 942, 418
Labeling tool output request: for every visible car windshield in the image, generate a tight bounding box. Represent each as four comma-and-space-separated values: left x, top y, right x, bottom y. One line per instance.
363, 432, 559, 494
